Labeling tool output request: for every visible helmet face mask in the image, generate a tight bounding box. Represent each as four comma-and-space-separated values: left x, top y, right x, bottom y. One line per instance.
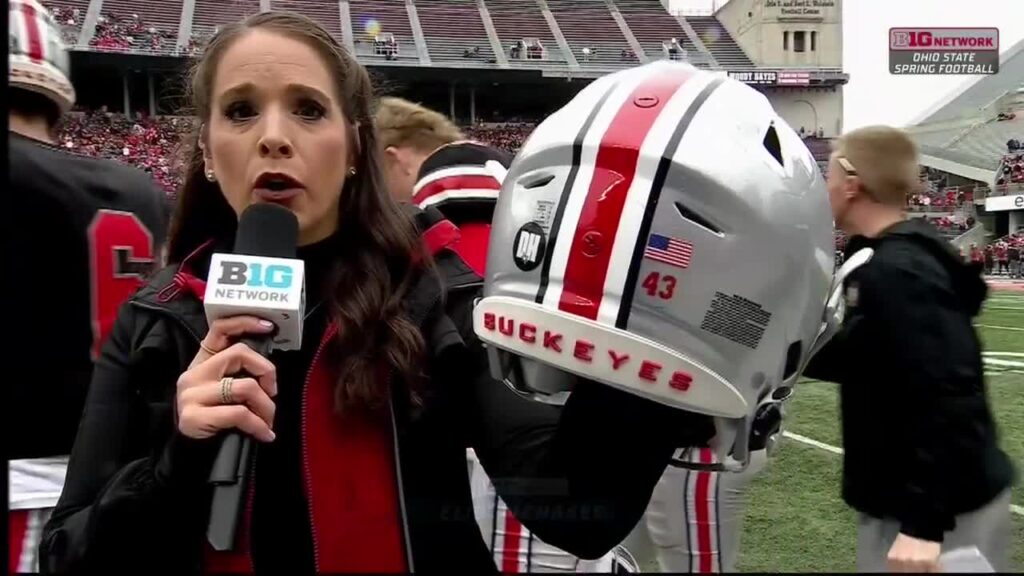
474, 61, 843, 470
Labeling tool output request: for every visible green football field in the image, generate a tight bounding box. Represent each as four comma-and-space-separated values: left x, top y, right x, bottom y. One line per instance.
735, 288, 1024, 572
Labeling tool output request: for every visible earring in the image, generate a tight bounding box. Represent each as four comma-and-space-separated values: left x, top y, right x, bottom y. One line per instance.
348, 167, 357, 177
205, 169, 216, 182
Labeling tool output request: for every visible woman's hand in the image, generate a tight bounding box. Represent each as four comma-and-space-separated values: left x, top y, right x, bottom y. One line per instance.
177, 316, 278, 442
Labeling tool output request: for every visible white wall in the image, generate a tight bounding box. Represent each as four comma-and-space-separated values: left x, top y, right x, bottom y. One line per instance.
765, 87, 843, 137
716, 0, 842, 67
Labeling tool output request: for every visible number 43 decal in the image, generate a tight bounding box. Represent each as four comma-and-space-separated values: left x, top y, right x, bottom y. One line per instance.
641, 271, 677, 300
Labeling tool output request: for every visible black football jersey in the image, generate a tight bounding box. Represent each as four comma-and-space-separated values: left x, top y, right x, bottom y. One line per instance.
7, 132, 169, 459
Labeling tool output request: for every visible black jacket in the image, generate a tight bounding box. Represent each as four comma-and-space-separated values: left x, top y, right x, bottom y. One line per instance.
805, 219, 1014, 542
41, 222, 713, 573
7, 133, 167, 461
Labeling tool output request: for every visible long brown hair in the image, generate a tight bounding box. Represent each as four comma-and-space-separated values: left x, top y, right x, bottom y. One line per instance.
167, 11, 428, 412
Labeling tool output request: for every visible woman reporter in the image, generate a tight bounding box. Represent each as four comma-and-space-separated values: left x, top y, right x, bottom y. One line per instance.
40, 12, 711, 573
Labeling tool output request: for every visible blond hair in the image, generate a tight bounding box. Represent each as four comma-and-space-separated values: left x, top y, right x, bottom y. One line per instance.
832, 125, 920, 206
375, 97, 464, 154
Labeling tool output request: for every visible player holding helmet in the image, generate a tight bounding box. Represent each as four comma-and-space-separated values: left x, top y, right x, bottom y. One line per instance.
474, 60, 868, 573
378, 97, 634, 572
8, 2, 167, 572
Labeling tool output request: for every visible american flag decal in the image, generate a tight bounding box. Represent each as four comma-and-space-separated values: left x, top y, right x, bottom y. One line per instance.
643, 233, 693, 269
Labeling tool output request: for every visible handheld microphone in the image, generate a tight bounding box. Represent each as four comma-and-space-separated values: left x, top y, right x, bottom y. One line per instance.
203, 203, 305, 551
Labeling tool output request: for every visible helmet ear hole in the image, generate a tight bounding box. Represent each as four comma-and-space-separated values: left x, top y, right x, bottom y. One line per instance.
673, 201, 722, 235
763, 123, 784, 167
782, 340, 802, 381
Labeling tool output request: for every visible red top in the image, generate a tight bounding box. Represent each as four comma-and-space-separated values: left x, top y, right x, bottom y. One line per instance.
451, 221, 492, 277
202, 325, 407, 573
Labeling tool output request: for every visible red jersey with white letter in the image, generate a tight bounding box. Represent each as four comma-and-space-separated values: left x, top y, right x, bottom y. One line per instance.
7, 132, 167, 572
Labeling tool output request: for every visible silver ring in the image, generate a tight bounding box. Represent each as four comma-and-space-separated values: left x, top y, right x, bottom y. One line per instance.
219, 377, 234, 405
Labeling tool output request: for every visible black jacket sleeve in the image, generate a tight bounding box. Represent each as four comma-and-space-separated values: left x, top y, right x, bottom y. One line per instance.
802, 328, 845, 382
40, 304, 218, 573
866, 260, 975, 542
444, 287, 715, 559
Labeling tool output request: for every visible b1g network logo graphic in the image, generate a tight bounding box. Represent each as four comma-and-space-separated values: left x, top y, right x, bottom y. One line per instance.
890, 28, 999, 75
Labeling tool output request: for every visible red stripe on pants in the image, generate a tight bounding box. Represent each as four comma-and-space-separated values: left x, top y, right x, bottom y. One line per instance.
9, 510, 29, 575
557, 71, 694, 320
501, 508, 524, 573
696, 448, 714, 573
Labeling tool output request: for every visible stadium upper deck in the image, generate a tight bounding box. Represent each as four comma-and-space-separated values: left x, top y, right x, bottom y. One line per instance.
47, 0, 842, 82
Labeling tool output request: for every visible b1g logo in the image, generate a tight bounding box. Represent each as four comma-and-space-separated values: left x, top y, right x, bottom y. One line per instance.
218, 261, 294, 289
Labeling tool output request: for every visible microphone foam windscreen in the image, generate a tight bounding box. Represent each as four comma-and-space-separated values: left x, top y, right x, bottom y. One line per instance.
234, 203, 299, 258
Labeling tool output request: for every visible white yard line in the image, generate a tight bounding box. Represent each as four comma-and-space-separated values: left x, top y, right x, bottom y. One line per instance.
781, 431, 1024, 518
976, 324, 1024, 331
983, 352, 1024, 357
984, 358, 1024, 367
782, 431, 843, 455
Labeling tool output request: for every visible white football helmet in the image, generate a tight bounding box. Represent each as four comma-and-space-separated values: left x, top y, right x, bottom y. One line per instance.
9, 0, 75, 113
473, 61, 862, 471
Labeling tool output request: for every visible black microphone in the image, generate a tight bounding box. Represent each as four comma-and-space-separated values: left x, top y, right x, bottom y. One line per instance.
204, 203, 302, 551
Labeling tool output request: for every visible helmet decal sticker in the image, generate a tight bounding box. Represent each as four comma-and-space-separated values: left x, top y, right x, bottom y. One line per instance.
513, 222, 547, 271
699, 292, 773, 350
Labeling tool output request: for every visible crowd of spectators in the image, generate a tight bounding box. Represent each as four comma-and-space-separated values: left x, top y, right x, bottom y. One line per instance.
925, 215, 971, 236
46, 5, 82, 46
908, 185, 970, 211
968, 231, 1023, 277
39, 112, 1019, 281
996, 150, 1023, 191
464, 123, 534, 153
90, 12, 176, 54
57, 110, 194, 196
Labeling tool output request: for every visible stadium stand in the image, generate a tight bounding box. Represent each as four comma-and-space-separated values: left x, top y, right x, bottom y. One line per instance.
613, 0, 694, 61
912, 38, 1024, 125
545, 0, 631, 67
192, 0, 260, 50
90, 9, 179, 54
270, 0, 342, 39
948, 113, 1024, 163
485, 0, 567, 65
349, 0, 417, 62
41, 0, 88, 46
685, 15, 752, 68
415, 0, 495, 64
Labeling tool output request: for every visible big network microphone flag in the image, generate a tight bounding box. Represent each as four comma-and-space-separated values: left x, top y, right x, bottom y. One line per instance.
204, 204, 306, 351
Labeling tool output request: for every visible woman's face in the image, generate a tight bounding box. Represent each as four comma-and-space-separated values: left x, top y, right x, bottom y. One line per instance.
204, 28, 352, 245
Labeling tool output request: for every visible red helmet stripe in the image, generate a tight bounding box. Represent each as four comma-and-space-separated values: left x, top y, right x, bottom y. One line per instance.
20, 1, 46, 64
557, 72, 695, 321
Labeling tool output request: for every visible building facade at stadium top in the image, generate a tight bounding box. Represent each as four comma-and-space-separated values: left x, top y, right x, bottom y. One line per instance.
905, 37, 1024, 256
47, 0, 846, 193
